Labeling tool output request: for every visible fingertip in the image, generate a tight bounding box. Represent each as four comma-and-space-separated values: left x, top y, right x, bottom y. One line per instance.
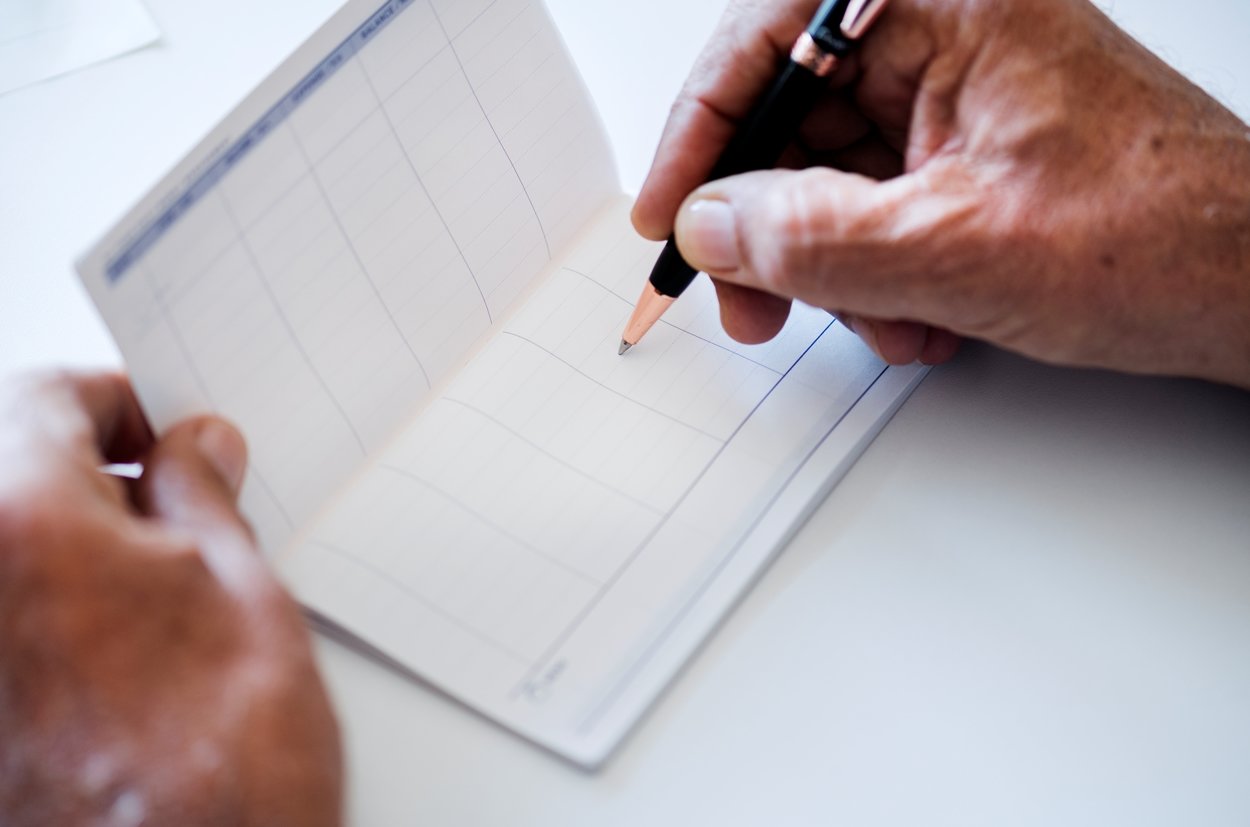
857, 319, 928, 365
630, 197, 671, 242
7, 369, 155, 463
920, 327, 963, 365
676, 198, 742, 274
137, 416, 264, 592
714, 281, 791, 344
137, 415, 250, 524
632, 92, 740, 244
194, 418, 248, 497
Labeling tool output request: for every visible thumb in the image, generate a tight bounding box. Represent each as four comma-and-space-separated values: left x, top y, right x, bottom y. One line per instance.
137, 416, 256, 555
673, 165, 981, 325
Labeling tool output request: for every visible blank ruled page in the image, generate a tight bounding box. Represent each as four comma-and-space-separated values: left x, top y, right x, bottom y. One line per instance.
79, 0, 929, 768
280, 197, 919, 766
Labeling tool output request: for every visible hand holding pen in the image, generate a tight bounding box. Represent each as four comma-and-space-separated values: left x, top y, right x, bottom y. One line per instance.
627, 0, 1250, 389
619, 0, 891, 354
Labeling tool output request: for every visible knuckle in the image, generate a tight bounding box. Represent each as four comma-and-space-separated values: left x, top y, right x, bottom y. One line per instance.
262, 584, 306, 630
157, 532, 280, 617
915, 172, 1036, 338
664, 92, 693, 130
0, 369, 114, 449
163, 534, 212, 570
235, 512, 259, 547
238, 549, 286, 605
195, 528, 287, 610
750, 170, 843, 297
233, 566, 307, 644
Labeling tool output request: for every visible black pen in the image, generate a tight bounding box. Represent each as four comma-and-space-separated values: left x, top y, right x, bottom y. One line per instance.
619, 0, 891, 354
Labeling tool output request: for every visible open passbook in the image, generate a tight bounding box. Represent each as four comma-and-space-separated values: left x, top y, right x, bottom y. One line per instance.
78, 0, 927, 767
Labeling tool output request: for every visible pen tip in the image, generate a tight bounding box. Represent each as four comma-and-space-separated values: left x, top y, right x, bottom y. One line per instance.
618, 340, 632, 356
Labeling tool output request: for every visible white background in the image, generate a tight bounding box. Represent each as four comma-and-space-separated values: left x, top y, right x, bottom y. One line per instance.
2, 0, 1250, 824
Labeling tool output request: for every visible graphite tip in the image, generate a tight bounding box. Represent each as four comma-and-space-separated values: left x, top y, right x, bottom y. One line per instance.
618, 340, 633, 356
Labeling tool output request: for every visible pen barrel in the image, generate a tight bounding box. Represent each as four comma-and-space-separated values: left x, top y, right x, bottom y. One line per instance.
649, 62, 828, 298
710, 62, 828, 180
648, 239, 699, 297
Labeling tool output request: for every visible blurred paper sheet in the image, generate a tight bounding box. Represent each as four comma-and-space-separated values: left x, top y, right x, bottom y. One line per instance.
0, 0, 160, 96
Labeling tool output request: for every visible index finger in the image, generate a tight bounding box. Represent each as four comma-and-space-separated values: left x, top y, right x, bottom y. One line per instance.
0, 371, 154, 466
631, 0, 822, 240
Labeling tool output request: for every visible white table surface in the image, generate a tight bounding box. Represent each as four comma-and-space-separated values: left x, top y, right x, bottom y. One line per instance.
3, 1, 1250, 824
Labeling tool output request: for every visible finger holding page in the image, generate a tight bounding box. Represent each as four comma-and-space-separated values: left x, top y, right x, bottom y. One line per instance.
0, 372, 154, 517
0, 372, 153, 468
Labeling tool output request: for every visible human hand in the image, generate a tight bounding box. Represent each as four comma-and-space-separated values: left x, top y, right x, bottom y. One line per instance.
0, 373, 341, 826
633, 0, 1250, 388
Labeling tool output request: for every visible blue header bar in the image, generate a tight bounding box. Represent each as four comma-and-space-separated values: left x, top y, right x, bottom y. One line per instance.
106, 0, 417, 283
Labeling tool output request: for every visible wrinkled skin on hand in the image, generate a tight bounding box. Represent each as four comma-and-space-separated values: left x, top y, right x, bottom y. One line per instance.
633, 0, 1250, 388
0, 373, 342, 826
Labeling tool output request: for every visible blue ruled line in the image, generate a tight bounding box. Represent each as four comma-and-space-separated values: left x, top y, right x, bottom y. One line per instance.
105, 0, 417, 283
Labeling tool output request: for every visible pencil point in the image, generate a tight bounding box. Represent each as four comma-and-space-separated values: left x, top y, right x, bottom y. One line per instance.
618, 340, 632, 356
